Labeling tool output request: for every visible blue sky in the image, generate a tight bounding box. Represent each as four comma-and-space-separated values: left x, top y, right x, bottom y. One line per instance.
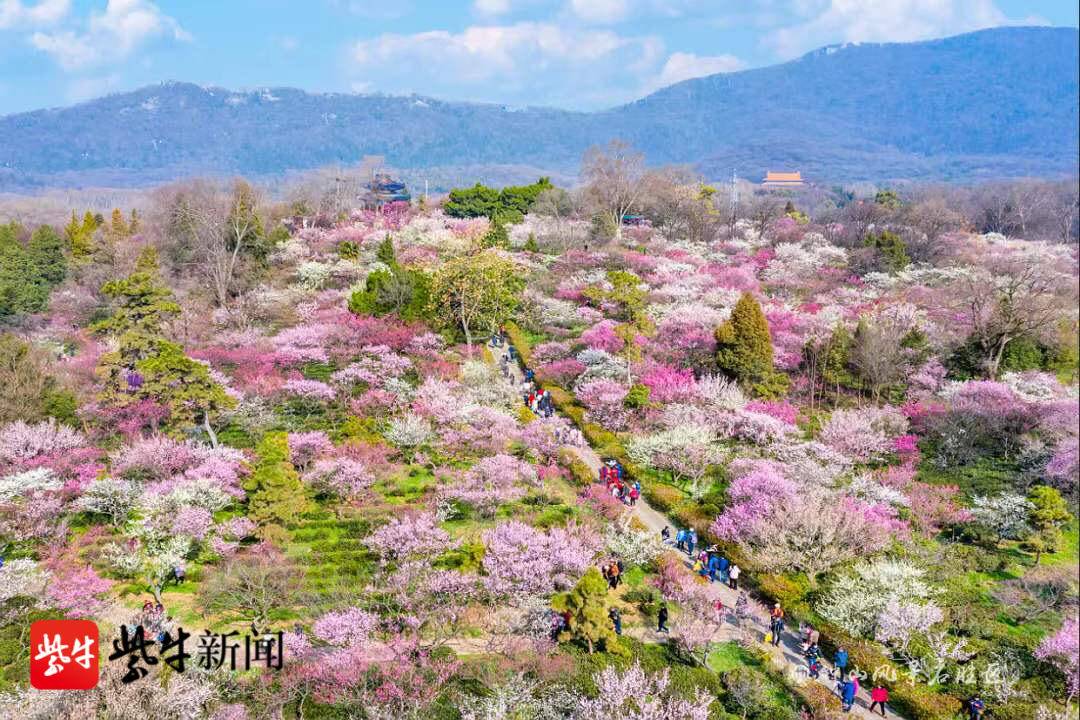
1, 0, 1077, 114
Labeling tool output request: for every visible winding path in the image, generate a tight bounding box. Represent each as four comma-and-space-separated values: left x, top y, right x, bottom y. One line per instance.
492, 339, 886, 718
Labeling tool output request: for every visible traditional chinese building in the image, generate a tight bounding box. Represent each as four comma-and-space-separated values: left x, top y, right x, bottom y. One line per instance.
761, 171, 804, 188
362, 173, 411, 208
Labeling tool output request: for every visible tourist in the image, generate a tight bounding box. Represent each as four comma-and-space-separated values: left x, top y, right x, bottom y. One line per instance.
834, 647, 849, 681
628, 485, 639, 506
686, 528, 697, 557
661, 526, 671, 542
713, 597, 725, 625
657, 603, 669, 633
734, 592, 750, 625
609, 607, 622, 635
675, 528, 686, 551
841, 677, 857, 712
870, 685, 889, 716
173, 564, 186, 585
728, 563, 740, 589
967, 696, 986, 720
769, 603, 784, 646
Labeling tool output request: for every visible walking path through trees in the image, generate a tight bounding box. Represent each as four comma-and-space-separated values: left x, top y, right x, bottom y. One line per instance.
492, 339, 886, 719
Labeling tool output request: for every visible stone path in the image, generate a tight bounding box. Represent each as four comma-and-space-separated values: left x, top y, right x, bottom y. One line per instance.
491, 337, 887, 718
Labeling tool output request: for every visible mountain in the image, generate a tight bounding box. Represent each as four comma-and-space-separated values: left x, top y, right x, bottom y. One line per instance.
0, 26, 1076, 191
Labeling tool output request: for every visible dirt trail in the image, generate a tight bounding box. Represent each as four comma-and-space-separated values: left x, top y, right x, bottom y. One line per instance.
492, 339, 886, 718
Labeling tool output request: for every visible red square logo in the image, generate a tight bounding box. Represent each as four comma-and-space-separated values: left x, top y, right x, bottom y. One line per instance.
30, 620, 99, 690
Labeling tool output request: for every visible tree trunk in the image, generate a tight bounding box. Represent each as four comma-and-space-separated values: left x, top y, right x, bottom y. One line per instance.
988, 335, 1011, 379
203, 412, 219, 449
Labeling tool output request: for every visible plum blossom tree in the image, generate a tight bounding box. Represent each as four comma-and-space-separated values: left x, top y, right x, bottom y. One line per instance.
875, 598, 944, 656
1035, 617, 1079, 703
971, 492, 1034, 544
75, 477, 139, 526
816, 558, 935, 638
385, 413, 433, 462
482, 520, 599, 597
819, 406, 909, 463
366, 512, 455, 563
574, 662, 712, 720
712, 470, 907, 579
0, 419, 84, 465
627, 425, 721, 498
313, 607, 380, 647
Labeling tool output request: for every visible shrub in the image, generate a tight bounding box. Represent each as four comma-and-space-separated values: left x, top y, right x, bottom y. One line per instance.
641, 483, 686, 513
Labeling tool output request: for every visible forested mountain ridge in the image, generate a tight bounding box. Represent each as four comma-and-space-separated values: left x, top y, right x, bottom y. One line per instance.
0, 26, 1076, 190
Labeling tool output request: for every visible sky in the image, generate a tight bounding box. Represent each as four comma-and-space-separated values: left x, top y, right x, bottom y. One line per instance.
0, 0, 1077, 115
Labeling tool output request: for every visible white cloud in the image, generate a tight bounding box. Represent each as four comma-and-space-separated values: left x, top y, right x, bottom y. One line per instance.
0, 0, 68, 28
569, 0, 628, 23
474, 0, 512, 15
30, 0, 188, 71
765, 0, 1008, 58
348, 22, 719, 109
654, 51, 745, 86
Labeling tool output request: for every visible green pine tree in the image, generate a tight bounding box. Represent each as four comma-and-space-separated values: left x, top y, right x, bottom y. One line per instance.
94, 247, 181, 363
376, 235, 398, 267
0, 223, 47, 318
481, 221, 510, 249
245, 432, 312, 526
134, 340, 236, 436
524, 232, 539, 253
551, 567, 624, 655
27, 225, 67, 286
716, 293, 775, 385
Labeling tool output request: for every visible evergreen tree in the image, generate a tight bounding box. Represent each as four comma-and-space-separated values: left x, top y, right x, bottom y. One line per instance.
1023, 486, 1071, 564
0, 223, 45, 318
94, 247, 181, 363
716, 293, 775, 384
524, 232, 539, 253
134, 340, 236, 440
551, 567, 622, 655
27, 225, 67, 286
109, 208, 129, 241
822, 324, 855, 391
376, 235, 398, 267
481, 221, 510, 249
865, 230, 909, 272
245, 432, 312, 526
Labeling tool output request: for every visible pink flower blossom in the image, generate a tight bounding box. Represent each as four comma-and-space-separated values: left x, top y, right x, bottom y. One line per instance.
313, 607, 379, 647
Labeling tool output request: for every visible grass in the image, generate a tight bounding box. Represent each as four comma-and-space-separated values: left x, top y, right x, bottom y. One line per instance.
706, 640, 760, 673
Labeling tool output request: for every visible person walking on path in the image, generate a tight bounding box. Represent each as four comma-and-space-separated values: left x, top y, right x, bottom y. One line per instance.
834, 647, 849, 681
686, 529, 697, 557
657, 604, 670, 633
661, 526, 671, 543
841, 677, 857, 712
734, 592, 750, 626
769, 603, 784, 647
869, 685, 888, 716
967, 696, 986, 720
728, 563, 740, 589
609, 607, 622, 636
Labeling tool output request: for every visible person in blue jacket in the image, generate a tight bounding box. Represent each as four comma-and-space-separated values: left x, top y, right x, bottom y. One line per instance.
834, 647, 849, 680
841, 678, 857, 712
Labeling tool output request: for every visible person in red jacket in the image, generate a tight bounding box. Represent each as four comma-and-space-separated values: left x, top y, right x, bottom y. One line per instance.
870, 685, 889, 716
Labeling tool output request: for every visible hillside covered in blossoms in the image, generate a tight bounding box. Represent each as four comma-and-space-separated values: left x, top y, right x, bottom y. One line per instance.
0, 161, 1077, 720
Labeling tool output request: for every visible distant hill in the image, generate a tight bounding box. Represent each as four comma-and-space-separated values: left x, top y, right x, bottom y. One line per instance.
0, 26, 1076, 191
